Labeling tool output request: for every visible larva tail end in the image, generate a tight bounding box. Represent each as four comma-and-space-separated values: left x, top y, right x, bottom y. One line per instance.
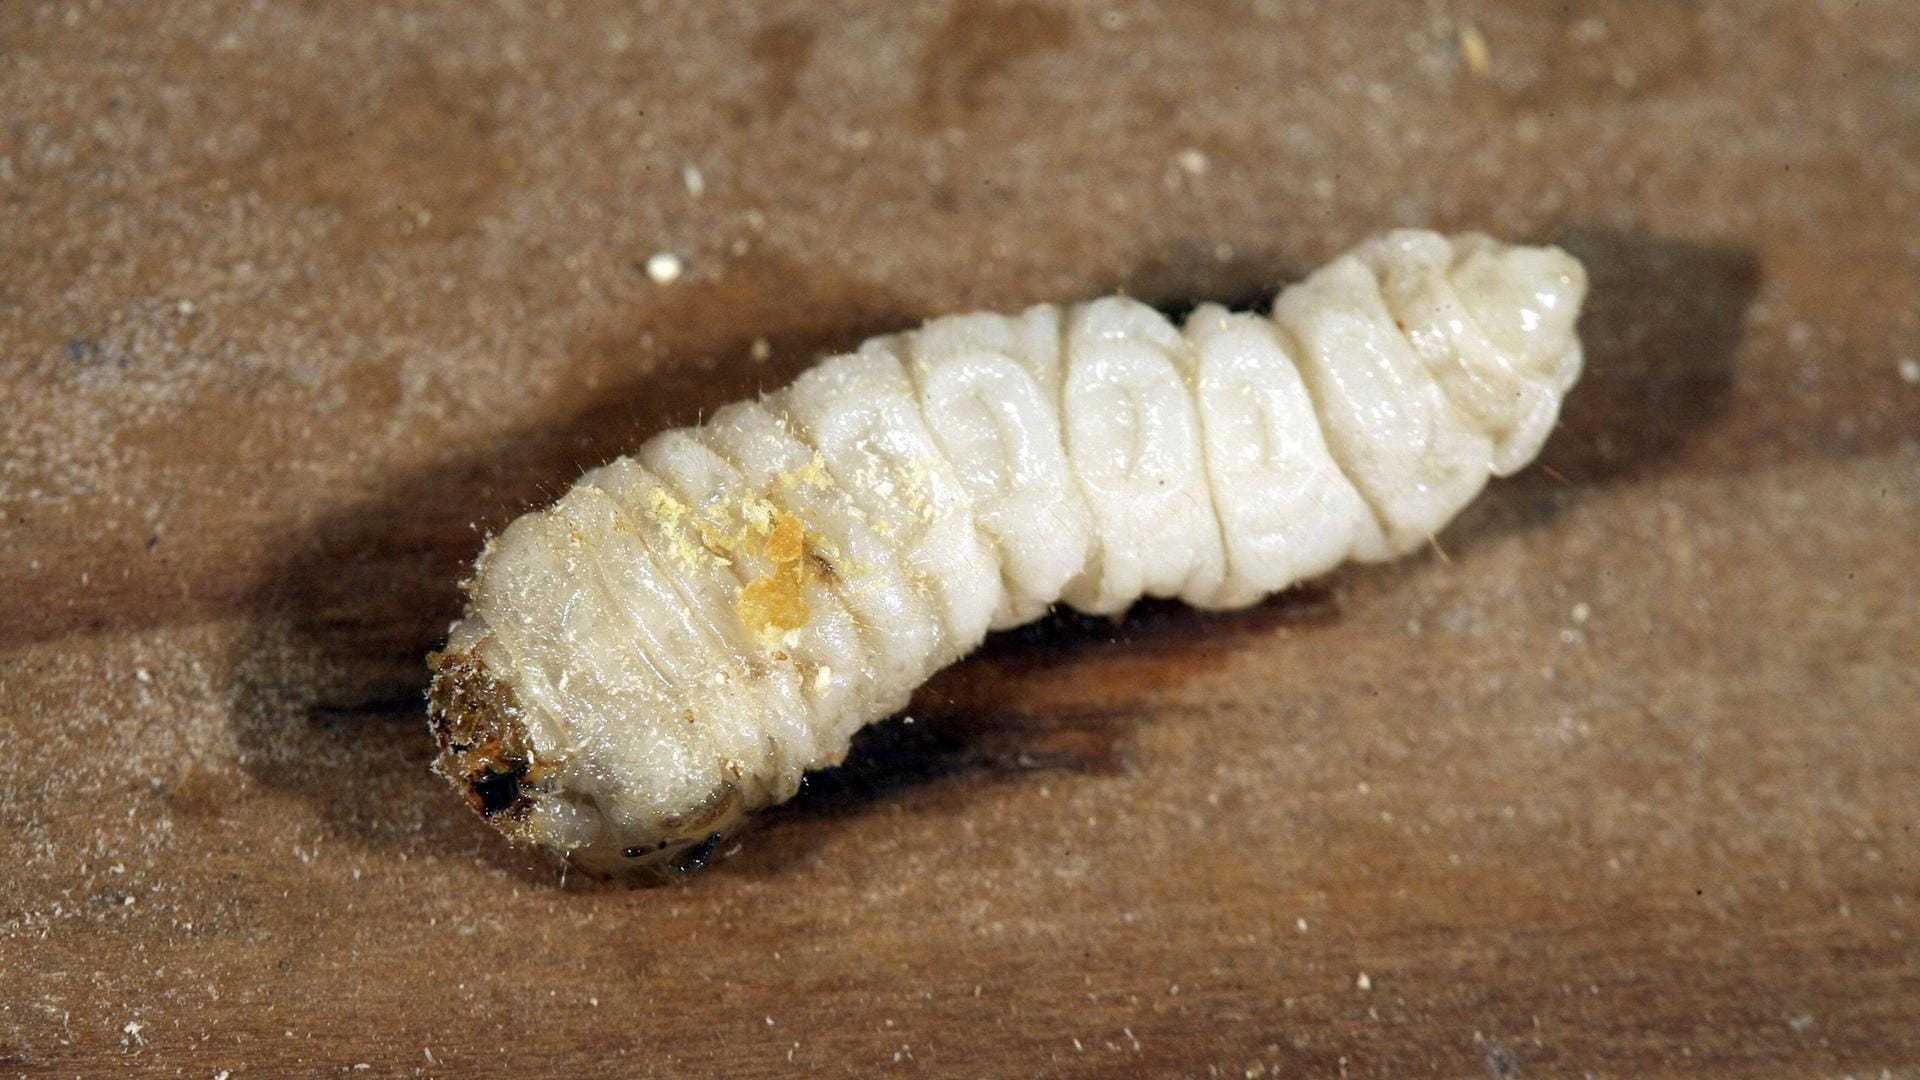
426, 648, 542, 840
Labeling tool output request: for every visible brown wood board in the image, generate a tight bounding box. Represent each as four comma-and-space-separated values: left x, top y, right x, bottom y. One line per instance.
3, 3, 1917, 1077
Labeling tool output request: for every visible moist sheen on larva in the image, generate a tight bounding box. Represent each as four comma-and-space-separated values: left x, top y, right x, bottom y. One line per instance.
426, 229, 1588, 879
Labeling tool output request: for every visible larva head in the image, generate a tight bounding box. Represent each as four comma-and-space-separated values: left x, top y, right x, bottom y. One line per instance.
426, 647, 540, 828
427, 640, 749, 884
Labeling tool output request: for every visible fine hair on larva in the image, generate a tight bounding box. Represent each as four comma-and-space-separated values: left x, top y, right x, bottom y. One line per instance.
426, 229, 1588, 880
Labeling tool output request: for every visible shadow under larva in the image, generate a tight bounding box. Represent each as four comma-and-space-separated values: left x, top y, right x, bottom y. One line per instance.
224, 228, 1758, 886
1526, 228, 1758, 486
740, 585, 1344, 866
1418, 229, 1760, 556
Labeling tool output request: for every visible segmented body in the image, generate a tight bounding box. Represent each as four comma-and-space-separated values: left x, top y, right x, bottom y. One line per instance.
427, 229, 1587, 878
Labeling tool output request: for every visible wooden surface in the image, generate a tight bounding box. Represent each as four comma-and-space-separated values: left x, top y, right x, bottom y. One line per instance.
4, 3, 1918, 1077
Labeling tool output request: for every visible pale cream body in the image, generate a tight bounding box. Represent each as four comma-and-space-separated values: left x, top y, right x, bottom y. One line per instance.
429, 230, 1587, 876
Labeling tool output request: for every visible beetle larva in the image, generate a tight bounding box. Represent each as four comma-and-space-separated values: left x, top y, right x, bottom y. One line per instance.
427, 229, 1587, 878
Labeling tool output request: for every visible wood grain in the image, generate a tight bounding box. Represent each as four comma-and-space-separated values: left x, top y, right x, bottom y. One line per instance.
4, 3, 1917, 1077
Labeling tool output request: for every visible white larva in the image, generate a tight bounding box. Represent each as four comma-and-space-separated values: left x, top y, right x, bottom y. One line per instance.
426, 229, 1588, 878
